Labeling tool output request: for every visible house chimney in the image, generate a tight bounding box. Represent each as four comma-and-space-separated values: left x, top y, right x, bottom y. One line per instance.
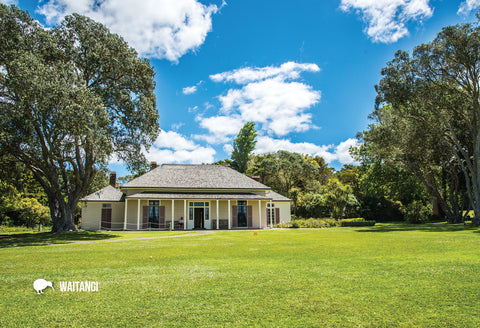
251, 176, 260, 182
109, 172, 117, 187
150, 161, 158, 171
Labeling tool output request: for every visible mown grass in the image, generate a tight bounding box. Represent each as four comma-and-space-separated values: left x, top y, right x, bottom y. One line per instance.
0, 230, 195, 247
1, 224, 479, 327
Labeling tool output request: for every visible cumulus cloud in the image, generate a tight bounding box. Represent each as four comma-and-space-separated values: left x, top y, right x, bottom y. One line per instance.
458, 0, 480, 14
255, 136, 360, 165
37, 0, 219, 62
340, 0, 433, 43
210, 62, 320, 84
196, 62, 321, 142
182, 86, 198, 95
146, 130, 216, 164
1, 0, 17, 5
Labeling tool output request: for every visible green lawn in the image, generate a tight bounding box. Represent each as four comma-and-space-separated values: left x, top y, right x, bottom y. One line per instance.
1, 224, 479, 327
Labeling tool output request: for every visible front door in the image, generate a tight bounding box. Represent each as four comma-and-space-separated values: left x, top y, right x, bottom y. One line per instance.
194, 208, 204, 229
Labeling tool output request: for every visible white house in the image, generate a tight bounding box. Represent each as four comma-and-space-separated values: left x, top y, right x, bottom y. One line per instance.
80, 164, 291, 231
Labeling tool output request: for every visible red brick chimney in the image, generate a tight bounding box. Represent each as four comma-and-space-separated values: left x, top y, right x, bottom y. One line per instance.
150, 161, 158, 171
109, 172, 117, 187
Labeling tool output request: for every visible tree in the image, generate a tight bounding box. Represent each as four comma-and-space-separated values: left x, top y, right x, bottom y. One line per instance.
363, 18, 480, 223
0, 5, 159, 233
231, 122, 257, 173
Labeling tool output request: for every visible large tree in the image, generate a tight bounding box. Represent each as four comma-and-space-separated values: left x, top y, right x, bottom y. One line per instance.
364, 19, 480, 223
0, 5, 159, 232
231, 122, 257, 173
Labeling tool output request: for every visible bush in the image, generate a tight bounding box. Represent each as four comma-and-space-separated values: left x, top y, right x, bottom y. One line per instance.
274, 218, 337, 228
401, 201, 431, 224
337, 218, 376, 227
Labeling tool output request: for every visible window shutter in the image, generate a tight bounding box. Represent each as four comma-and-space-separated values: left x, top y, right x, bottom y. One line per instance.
275, 208, 280, 224
142, 206, 149, 229
101, 208, 112, 229
159, 206, 165, 227
232, 205, 238, 228
247, 206, 253, 228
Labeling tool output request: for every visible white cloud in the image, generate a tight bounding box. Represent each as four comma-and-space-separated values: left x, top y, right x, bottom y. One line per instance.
194, 115, 245, 144
198, 62, 321, 141
182, 85, 198, 95
154, 130, 197, 151
458, 0, 480, 14
223, 143, 233, 154
171, 122, 185, 131
1, 0, 17, 5
218, 78, 320, 136
146, 130, 216, 164
37, 0, 219, 62
210, 62, 320, 84
255, 136, 360, 165
340, 0, 433, 43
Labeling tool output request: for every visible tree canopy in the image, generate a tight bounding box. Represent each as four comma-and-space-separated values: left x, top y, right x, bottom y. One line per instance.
231, 122, 257, 173
0, 5, 159, 232
359, 18, 480, 223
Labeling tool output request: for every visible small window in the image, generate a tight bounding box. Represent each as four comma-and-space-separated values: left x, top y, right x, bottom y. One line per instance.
205, 208, 209, 220
237, 200, 247, 206
194, 202, 204, 206
205, 202, 209, 206
189, 202, 193, 206
149, 200, 159, 206
102, 204, 112, 208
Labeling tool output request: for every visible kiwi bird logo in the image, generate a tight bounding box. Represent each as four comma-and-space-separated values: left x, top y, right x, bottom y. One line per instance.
33, 279, 54, 294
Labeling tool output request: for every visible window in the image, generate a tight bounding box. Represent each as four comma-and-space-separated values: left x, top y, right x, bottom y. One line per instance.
267, 203, 276, 225
237, 201, 247, 227
102, 203, 112, 208
149, 200, 159, 228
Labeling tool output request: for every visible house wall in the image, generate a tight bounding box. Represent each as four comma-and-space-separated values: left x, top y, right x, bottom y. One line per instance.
276, 202, 292, 223
82, 198, 287, 231
81, 202, 124, 231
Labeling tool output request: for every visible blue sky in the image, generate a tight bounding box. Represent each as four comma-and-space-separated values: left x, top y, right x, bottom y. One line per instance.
6, 0, 480, 176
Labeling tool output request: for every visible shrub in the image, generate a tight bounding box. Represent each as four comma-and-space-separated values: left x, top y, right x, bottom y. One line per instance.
337, 218, 376, 227
401, 201, 431, 224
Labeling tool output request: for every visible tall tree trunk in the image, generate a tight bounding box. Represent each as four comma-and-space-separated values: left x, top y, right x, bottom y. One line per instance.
47, 192, 78, 233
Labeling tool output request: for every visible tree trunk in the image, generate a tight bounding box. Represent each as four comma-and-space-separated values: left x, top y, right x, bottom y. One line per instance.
47, 193, 78, 233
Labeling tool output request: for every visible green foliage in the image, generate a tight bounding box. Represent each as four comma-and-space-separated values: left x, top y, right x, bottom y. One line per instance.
337, 218, 376, 227
323, 179, 360, 219
0, 5, 159, 232
231, 122, 257, 173
275, 218, 336, 228
401, 201, 432, 224
361, 18, 480, 224
296, 192, 330, 218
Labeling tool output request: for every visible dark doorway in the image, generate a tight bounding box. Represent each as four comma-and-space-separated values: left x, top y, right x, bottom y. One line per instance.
194, 208, 204, 229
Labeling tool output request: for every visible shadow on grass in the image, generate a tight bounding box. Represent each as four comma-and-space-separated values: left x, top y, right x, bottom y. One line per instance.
356, 223, 480, 233
0, 231, 120, 248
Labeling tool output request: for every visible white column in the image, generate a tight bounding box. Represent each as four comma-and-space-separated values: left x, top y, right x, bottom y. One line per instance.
137, 199, 141, 230
258, 200, 262, 229
184, 199, 187, 230
123, 199, 128, 230
270, 200, 273, 228
171, 199, 175, 231
216, 200, 219, 230
228, 200, 231, 230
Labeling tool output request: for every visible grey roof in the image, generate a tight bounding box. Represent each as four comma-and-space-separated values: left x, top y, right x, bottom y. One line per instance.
80, 185, 124, 202
126, 192, 271, 200
123, 164, 271, 190
266, 190, 292, 202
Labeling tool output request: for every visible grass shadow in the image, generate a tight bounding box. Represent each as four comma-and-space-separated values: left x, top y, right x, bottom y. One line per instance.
0, 231, 120, 248
355, 223, 480, 233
